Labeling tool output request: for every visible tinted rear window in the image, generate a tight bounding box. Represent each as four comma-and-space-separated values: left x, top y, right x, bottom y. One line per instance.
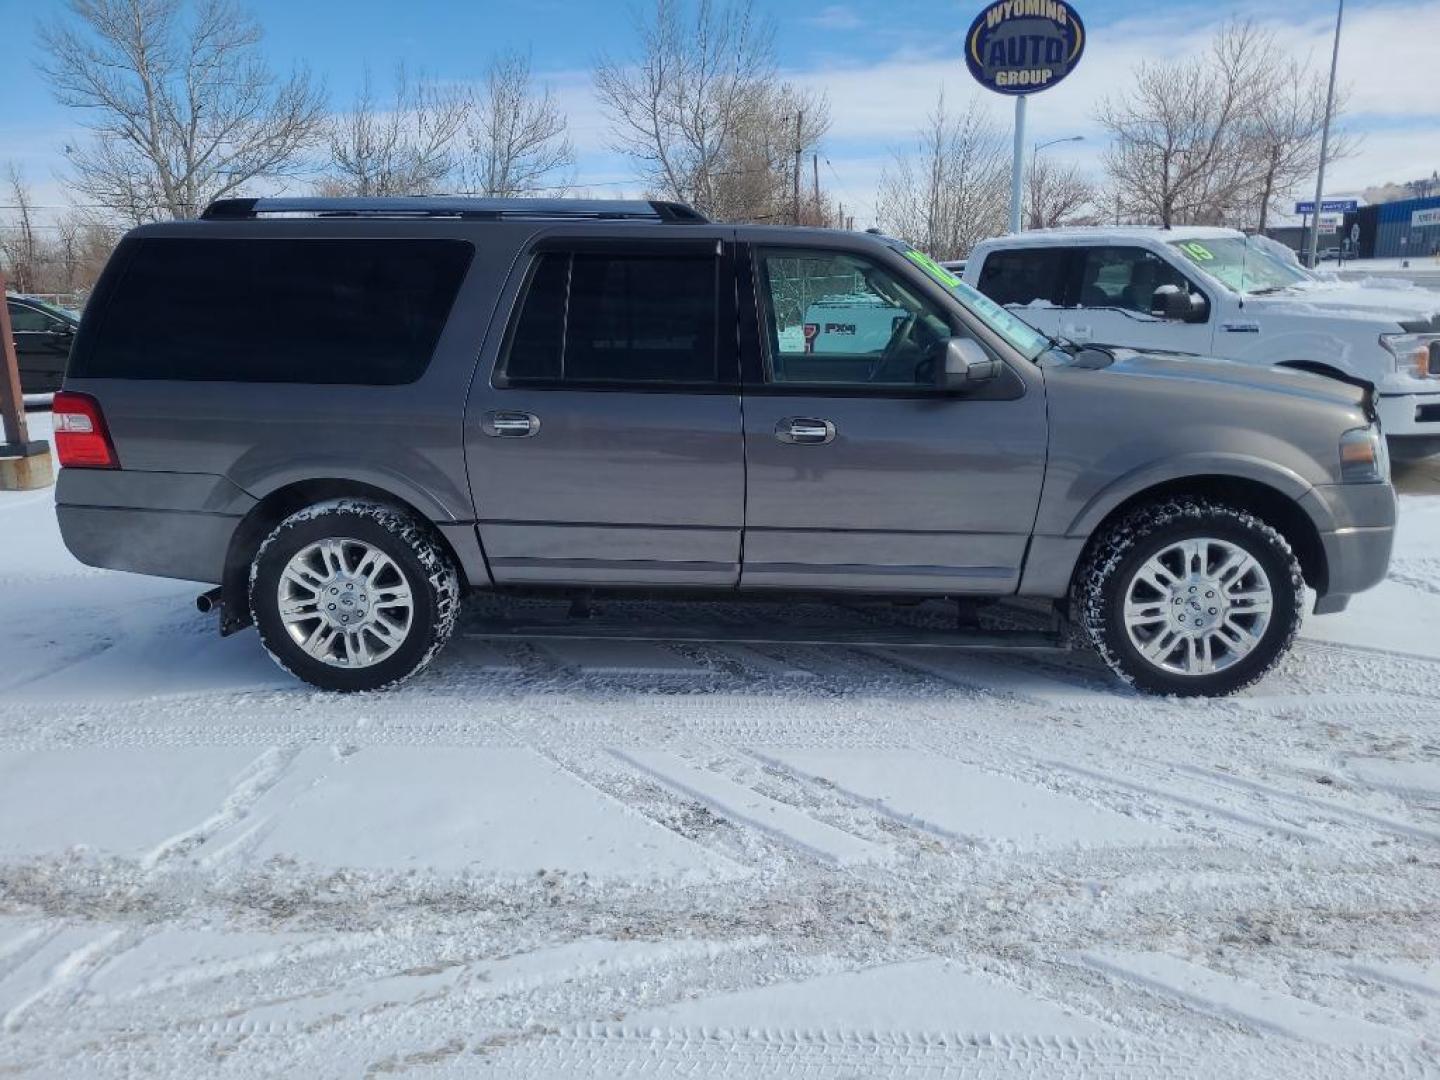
975, 249, 1069, 307
73, 237, 473, 384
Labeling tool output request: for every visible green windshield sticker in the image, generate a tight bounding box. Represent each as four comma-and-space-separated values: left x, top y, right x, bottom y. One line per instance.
1178, 241, 1214, 261
904, 249, 962, 288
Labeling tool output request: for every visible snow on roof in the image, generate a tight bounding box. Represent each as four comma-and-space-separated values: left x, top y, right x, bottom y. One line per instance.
976, 224, 1244, 248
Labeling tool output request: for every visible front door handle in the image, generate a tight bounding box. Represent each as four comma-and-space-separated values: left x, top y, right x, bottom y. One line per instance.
482, 411, 540, 437
775, 417, 836, 445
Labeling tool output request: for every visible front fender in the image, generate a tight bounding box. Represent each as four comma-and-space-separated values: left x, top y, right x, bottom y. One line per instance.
1223, 325, 1378, 384
1063, 452, 1327, 537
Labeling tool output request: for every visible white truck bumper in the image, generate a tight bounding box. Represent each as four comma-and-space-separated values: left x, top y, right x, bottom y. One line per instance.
1377, 389, 1440, 439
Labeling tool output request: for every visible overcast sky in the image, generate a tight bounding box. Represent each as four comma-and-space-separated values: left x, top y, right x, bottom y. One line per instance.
1, 0, 1436, 226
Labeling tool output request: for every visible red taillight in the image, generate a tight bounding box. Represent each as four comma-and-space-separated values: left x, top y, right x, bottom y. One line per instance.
52, 391, 119, 469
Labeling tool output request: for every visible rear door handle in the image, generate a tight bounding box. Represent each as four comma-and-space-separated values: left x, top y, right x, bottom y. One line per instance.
482, 411, 540, 437
775, 417, 836, 445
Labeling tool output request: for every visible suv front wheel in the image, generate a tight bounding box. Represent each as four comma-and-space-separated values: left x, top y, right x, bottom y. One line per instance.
249, 499, 460, 692
1073, 498, 1305, 696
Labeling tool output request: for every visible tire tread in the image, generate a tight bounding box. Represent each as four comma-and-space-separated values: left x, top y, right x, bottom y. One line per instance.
248, 498, 460, 692
1070, 497, 1305, 696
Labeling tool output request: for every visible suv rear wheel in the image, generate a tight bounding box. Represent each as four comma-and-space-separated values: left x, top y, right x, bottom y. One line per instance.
1073, 498, 1304, 696
249, 499, 460, 692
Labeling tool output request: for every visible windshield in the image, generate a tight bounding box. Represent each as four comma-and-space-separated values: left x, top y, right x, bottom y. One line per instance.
1168, 237, 1308, 295
901, 247, 1050, 360
19, 296, 80, 322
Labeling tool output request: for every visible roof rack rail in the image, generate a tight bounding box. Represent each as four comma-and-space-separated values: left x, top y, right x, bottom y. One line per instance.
199, 196, 709, 224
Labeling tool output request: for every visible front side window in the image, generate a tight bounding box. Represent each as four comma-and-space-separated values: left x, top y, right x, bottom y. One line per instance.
757, 248, 954, 388
1076, 246, 1200, 316
502, 252, 718, 386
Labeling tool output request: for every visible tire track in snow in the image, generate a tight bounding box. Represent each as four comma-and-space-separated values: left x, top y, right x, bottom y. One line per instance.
2, 927, 134, 1034
427, 1027, 1436, 1080
140, 745, 306, 871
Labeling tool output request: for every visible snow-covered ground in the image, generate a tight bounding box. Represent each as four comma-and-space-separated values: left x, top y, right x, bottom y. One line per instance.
2, 415, 1439, 1079
1326, 256, 1440, 289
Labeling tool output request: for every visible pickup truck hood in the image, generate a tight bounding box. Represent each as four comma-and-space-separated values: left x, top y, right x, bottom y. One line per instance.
1087, 348, 1369, 411
1244, 279, 1440, 329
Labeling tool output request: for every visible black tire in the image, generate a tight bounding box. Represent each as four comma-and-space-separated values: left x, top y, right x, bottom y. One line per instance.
1071, 498, 1304, 697
248, 498, 460, 692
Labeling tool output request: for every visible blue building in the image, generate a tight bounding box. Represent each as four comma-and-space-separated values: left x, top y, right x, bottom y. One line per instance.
1351, 194, 1440, 259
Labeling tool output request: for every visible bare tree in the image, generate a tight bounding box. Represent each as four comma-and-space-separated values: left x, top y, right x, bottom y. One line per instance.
0, 168, 118, 296
1247, 62, 1353, 232
594, 0, 829, 222
326, 67, 469, 196
39, 0, 326, 222
461, 51, 574, 197
875, 91, 1009, 260
0, 166, 40, 292
1024, 157, 1096, 230
1097, 21, 1275, 227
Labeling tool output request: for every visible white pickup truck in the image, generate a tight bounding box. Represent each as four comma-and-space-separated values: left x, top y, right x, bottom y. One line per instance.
964, 226, 1440, 457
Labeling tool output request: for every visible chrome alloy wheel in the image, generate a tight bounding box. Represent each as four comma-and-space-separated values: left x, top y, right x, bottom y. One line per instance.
1122, 537, 1274, 676
276, 538, 414, 669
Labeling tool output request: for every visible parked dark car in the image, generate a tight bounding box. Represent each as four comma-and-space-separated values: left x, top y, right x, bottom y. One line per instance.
51, 198, 1396, 697
6, 295, 79, 394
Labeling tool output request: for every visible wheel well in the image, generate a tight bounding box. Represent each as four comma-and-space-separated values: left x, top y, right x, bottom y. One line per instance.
219, 479, 464, 631
1075, 475, 1327, 596
1276, 360, 1373, 391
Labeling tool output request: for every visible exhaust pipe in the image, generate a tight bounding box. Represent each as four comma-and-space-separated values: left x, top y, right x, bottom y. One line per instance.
196, 586, 223, 614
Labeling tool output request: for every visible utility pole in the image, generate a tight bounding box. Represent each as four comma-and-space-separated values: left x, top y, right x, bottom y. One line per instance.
812, 153, 820, 225
793, 111, 804, 226
1306, 0, 1344, 269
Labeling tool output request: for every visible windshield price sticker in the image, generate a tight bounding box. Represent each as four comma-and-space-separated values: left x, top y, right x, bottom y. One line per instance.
905, 249, 963, 288
965, 0, 1086, 96
1178, 242, 1214, 262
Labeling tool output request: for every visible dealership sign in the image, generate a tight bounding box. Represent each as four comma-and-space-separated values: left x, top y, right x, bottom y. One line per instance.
1413, 207, 1440, 229
1294, 198, 1358, 214
965, 0, 1086, 95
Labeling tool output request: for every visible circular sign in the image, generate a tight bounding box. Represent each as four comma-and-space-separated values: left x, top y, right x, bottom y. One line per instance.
965, 1, 1086, 96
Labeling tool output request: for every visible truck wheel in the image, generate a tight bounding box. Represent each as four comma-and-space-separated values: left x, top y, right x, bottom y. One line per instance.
249, 499, 460, 692
1073, 499, 1304, 697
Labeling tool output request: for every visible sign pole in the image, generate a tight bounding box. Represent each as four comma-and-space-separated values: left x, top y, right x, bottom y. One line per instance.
0, 269, 54, 490
0, 271, 32, 451
965, 2, 1084, 239
1306, 0, 1344, 269
1010, 94, 1027, 234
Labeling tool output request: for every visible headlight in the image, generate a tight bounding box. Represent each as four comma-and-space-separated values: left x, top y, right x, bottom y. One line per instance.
1339, 425, 1389, 483
1380, 333, 1440, 378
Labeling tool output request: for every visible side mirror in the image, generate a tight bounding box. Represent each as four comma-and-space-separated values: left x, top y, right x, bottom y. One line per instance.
1154, 287, 1206, 323
938, 337, 1000, 390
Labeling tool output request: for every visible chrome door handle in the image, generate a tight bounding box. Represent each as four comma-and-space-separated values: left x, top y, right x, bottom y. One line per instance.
482, 411, 540, 437
775, 417, 836, 445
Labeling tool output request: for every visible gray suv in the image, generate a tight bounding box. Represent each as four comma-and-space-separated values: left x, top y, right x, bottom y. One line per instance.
53, 197, 1396, 697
